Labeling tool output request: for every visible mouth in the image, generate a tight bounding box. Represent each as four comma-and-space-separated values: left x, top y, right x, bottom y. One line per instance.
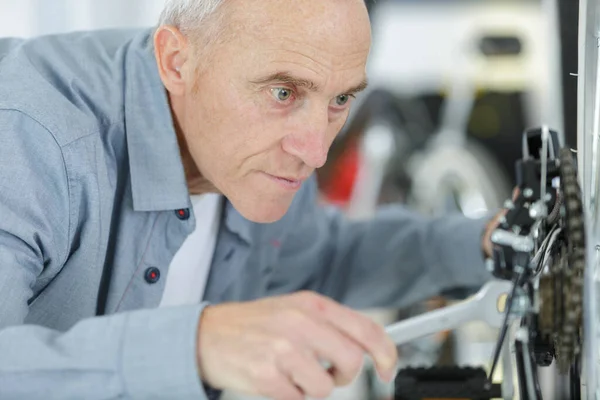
261, 172, 307, 190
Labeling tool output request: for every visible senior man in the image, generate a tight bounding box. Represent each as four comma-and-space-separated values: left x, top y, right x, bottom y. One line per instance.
0, 0, 502, 399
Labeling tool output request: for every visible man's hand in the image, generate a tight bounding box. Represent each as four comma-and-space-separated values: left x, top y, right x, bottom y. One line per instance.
482, 188, 520, 258
196, 292, 398, 400
482, 210, 506, 258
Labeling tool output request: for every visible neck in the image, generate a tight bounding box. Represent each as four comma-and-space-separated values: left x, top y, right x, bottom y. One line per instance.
169, 93, 219, 196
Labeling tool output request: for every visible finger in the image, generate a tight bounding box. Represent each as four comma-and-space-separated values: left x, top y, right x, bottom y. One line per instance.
258, 370, 305, 400
278, 347, 335, 399
512, 187, 520, 201
299, 318, 365, 386
330, 315, 397, 382
295, 293, 398, 381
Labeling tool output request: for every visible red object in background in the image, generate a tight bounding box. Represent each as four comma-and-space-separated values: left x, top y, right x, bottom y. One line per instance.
321, 139, 360, 206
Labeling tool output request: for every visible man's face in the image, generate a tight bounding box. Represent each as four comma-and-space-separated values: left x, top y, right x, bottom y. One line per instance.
179, 0, 371, 223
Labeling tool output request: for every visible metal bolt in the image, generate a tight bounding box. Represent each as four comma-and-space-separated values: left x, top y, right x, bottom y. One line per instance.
530, 207, 539, 219
529, 202, 547, 219
491, 232, 500, 243
510, 294, 530, 316
491, 230, 533, 252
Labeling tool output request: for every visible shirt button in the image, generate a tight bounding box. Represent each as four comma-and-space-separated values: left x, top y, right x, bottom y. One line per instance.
175, 208, 190, 220
144, 267, 161, 284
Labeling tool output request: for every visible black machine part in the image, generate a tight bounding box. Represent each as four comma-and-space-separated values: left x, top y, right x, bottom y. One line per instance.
394, 366, 502, 400
487, 129, 585, 393
491, 127, 562, 282
391, 127, 585, 400
487, 128, 585, 373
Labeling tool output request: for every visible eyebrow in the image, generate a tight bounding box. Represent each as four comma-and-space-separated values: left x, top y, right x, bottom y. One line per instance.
250, 71, 369, 95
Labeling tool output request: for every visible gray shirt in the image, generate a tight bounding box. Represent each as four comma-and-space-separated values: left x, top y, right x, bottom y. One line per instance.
0, 29, 492, 399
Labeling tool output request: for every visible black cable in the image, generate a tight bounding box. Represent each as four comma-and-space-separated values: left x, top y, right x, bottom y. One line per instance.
515, 338, 530, 400
532, 358, 544, 400
486, 266, 528, 385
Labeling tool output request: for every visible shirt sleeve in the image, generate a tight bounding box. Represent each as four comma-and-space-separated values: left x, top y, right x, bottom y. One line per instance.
0, 109, 210, 399
273, 177, 494, 309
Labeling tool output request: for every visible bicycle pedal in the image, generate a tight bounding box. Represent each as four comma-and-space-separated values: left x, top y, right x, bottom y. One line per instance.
394, 366, 502, 400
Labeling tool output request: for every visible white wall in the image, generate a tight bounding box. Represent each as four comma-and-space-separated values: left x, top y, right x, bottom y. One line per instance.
0, 0, 165, 38
367, 0, 562, 130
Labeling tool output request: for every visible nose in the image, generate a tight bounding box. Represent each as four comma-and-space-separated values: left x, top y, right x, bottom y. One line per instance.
281, 111, 329, 169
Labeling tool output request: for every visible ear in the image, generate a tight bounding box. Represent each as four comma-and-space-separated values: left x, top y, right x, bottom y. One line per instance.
153, 26, 190, 96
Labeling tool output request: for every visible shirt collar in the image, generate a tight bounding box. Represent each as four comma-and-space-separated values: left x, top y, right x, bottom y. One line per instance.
124, 30, 190, 213
123, 30, 253, 245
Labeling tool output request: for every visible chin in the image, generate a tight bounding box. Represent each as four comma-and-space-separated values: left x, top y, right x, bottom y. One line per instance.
246, 211, 288, 224
229, 193, 295, 224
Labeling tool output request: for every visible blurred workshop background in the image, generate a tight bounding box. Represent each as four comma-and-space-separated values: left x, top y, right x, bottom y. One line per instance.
0, 0, 578, 399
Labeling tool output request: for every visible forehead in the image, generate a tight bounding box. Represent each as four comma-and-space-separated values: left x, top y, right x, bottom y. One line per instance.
224, 0, 371, 37
218, 0, 371, 82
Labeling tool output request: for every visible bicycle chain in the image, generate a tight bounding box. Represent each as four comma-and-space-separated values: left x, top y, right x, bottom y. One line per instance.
537, 148, 585, 373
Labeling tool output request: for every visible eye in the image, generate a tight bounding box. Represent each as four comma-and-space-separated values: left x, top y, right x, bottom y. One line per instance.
271, 88, 293, 102
336, 94, 350, 106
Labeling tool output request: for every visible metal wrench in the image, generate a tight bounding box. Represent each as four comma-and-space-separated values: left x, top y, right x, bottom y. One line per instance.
384, 280, 513, 345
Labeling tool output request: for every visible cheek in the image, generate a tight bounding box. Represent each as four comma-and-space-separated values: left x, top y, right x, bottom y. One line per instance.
198, 97, 278, 179
191, 85, 249, 148
229, 98, 290, 155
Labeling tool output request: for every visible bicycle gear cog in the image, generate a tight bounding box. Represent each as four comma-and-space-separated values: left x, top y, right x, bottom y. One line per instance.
556, 147, 586, 373
538, 148, 585, 373
538, 250, 566, 339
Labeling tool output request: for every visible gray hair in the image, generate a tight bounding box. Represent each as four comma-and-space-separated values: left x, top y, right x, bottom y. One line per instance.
158, 0, 226, 34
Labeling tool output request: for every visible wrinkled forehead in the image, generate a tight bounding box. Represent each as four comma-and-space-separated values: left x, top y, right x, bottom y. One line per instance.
221, 0, 371, 51
213, 0, 372, 81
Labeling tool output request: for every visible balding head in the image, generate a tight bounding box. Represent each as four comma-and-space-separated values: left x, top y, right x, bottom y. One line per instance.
159, 0, 224, 33
154, 0, 372, 223
158, 0, 369, 35
159, 0, 370, 61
